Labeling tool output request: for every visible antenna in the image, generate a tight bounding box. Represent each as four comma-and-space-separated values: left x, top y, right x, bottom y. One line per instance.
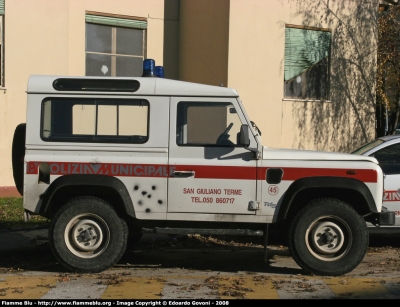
196, 57, 223, 87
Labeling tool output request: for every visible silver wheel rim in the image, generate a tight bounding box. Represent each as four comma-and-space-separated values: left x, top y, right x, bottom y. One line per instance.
305, 216, 352, 261
64, 213, 110, 258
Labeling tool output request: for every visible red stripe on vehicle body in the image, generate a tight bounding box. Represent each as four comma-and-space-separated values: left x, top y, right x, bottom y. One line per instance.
26, 162, 378, 182
27, 162, 174, 177
26, 162, 256, 179
172, 165, 256, 179
258, 167, 378, 183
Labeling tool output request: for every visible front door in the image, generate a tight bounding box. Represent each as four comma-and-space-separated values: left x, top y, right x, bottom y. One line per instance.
167, 97, 257, 215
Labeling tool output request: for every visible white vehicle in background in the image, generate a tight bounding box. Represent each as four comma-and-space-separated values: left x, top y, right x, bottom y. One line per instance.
352, 135, 400, 234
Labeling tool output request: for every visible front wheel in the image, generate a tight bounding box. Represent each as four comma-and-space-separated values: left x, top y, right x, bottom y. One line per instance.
49, 196, 128, 273
288, 198, 368, 276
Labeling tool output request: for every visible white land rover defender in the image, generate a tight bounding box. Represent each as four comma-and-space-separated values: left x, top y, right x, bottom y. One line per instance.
12, 72, 394, 276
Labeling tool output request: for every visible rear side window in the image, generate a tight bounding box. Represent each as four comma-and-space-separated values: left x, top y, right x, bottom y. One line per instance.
41, 98, 149, 143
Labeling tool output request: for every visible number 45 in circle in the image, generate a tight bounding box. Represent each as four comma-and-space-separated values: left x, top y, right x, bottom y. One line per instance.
268, 185, 279, 195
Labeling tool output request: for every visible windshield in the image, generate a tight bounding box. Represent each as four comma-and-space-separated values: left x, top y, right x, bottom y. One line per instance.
351, 139, 384, 155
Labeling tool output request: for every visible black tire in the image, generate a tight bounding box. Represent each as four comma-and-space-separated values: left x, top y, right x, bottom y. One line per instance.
11, 123, 26, 196
49, 196, 128, 273
288, 198, 369, 276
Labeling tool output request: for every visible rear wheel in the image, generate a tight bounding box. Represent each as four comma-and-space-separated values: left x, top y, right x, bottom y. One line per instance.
49, 196, 128, 273
288, 198, 368, 276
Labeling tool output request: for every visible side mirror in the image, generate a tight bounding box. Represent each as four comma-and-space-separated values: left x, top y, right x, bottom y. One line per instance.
239, 124, 250, 147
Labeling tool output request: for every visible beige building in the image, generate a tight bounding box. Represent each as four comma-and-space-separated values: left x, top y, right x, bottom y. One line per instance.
0, 0, 383, 194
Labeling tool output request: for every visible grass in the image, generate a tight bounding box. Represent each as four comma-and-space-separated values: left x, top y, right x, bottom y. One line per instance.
0, 197, 50, 230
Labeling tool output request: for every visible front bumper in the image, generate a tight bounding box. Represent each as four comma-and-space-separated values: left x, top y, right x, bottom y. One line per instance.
366, 208, 395, 226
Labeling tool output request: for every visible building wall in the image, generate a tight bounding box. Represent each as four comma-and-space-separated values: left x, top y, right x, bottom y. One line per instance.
178, 0, 229, 86
0, 0, 174, 190
179, 0, 379, 152
163, 0, 180, 80
228, 0, 378, 152
0, 0, 380, 192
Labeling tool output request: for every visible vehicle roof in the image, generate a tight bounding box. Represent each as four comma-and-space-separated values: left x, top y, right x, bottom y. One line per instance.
355, 134, 400, 156
377, 135, 400, 142
27, 75, 239, 97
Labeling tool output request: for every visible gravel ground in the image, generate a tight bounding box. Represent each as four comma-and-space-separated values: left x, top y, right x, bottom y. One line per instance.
0, 229, 399, 279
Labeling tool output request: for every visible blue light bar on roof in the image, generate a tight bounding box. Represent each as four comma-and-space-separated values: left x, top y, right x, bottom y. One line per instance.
142, 59, 156, 77
155, 66, 164, 78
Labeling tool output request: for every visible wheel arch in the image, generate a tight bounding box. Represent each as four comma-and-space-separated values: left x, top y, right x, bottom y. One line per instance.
276, 176, 377, 223
40, 174, 135, 219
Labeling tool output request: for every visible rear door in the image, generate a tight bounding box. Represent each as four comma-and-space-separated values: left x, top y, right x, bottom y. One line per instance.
167, 97, 257, 215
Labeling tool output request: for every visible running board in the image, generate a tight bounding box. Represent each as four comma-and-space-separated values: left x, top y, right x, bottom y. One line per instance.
142, 227, 264, 236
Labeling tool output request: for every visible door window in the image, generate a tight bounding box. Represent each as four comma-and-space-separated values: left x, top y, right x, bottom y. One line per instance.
176, 102, 242, 147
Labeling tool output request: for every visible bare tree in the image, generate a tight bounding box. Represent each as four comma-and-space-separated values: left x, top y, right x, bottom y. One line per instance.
377, 5, 400, 136
289, 1, 378, 152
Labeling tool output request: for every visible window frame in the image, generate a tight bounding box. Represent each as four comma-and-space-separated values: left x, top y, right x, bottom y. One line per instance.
283, 24, 331, 101
85, 12, 147, 78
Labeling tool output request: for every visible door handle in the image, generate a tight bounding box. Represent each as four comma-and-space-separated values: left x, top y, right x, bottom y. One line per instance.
174, 171, 195, 178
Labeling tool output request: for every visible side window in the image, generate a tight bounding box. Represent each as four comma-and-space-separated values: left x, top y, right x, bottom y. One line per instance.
284, 25, 331, 100
85, 13, 147, 77
177, 102, 242, 147
371, 143, 400, 175
41, 98, 149, 143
